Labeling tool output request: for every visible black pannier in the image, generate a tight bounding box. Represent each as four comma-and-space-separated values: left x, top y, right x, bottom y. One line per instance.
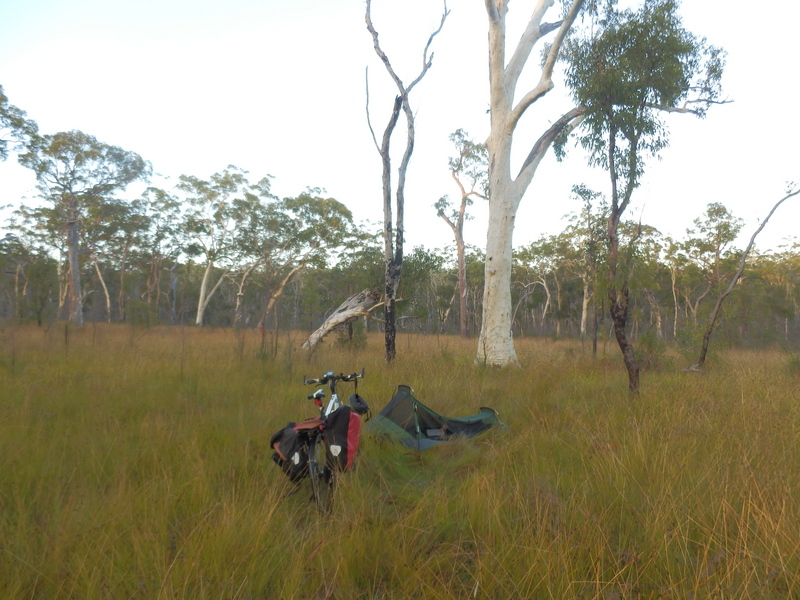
269, 423, 309, 483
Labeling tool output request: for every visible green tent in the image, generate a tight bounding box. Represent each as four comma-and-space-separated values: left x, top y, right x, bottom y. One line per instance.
365, 384, 504, 451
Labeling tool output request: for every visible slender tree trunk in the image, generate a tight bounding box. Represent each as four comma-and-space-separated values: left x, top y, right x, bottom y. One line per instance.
580, 279, 591, 338
539, 277, 551, 328
13, 263, 25, 320
671, 268, 679, 340
609, 285, 639, 393
195, 262, 226, 326
608, 215, 639, 393
366, 1, 446, 362
643, 289, 663, 339
118, 243, 130, 322
555, 275, 562, 338
195, 261, 214, 326
439, 180, 472, 338
456, 235, 469, 338
272, 304, 279, 359
437, 288, 457, 332
606, 128, 639, 395
92, 256, 112, 323
233, 262, 259, 328
592, 296, 601, 359
170, 267, 178, 324
257, 263, 305, 331
57, 259, 68, 318
65, 195, 84, 325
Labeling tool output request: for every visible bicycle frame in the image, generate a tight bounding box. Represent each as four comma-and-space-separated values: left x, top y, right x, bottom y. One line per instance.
301, 369, 365, 512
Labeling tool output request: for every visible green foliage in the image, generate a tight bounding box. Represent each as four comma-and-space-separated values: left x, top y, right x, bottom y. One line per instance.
563, 0, 725, 180
20, 130, 151, 202
0, 84, 38, 161
636, 325, 668, 370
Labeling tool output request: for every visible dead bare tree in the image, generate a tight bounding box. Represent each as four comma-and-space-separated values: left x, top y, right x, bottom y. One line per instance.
691, 185, 799, 369
365, 0, 448, 362
302, 289, 381, 352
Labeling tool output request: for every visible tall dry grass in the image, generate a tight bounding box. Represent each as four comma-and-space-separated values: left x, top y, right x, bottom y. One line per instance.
0, 323, 798, 599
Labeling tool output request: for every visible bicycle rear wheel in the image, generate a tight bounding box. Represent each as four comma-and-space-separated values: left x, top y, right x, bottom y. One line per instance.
308, 435, 334, 513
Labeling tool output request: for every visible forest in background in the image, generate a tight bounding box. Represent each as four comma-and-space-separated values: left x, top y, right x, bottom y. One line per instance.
2, 173, 798, 359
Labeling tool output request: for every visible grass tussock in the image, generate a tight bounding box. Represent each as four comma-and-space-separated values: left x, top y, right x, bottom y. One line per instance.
0, 323, 799, 599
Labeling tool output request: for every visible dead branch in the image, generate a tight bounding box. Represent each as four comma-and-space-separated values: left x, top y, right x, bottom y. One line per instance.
690, 185, 799, 369
301, 289, 381, 350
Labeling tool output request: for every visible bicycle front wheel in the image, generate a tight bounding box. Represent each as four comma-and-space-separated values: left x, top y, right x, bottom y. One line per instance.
308, 435, 334, 513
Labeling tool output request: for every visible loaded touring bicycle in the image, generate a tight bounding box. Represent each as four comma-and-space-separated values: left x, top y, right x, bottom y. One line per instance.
270, 370, 369, 512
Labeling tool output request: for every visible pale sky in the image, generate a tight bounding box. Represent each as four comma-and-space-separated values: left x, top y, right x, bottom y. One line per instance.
1, 0, 798, 255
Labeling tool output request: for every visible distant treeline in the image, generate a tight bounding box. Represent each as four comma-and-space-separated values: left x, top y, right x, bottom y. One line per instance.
2, 187, 798, 352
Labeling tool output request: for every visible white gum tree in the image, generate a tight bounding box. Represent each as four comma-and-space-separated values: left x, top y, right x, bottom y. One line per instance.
478, 0, 587, 367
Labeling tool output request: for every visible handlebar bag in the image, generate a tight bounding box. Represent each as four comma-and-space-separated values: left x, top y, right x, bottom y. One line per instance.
270, 423, 310, 483
325, 406, 362, 472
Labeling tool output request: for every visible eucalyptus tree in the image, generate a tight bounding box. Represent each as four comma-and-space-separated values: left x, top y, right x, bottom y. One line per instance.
18, 131, 150, 325
8, 203, 69, 314
478, 0, 587, 367
563, 184, 607, 344
176, 166, 276, 326
0, 85, 38, 162
436, 129, 488, 338
365, 0, 448, 362
398, 246, 451, 333
0, 233, 57, 323
252, 190, 357, 332
679, 202, 743, 326
514, 236, 562, 335
137, 187, 183, 321
80, 197, 148, 322
562, 0, 725, 393
761, 239, 800, 341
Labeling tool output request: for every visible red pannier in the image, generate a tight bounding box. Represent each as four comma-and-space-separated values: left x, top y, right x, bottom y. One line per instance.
324, 406, 362, 471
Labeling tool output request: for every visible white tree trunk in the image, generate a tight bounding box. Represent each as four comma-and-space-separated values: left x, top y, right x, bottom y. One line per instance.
195, 261, 227, 326
92, 256, 112, 323
478, 0, 585, 367
478, 190, 520, 366
195, 261, 214, 326
580, 279, 591, 337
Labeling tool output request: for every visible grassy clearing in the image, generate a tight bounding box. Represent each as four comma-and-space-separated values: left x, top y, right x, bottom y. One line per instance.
0, 323, 798, 599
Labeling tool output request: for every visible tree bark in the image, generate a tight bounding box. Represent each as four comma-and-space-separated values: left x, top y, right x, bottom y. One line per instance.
439, 199, 470, 338
456, 236, 468, 337
478, 0, 586, 367
257, 263, 306, 331
606, 125, 640, 395
92, 255, 112, 323
195, 261, 226, 326
302, 289, 381, 351
65, 194, 84, 325
233, 262, 259, 328
580, 278, 591, 338
478, 198, 518, 365
117, 241, 130, 322
609, 286, 639, 393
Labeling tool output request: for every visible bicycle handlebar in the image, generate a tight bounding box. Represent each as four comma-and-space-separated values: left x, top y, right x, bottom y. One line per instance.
303, 368, 365, 386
